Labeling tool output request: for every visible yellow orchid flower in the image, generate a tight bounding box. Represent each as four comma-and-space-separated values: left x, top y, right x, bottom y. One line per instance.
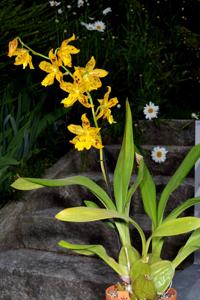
8, 39, 34, 69
68, 114, 103, 151
73, 56, 108, 91
96, 86, 118, 124
57, 34, 80, 67
8, 38, 18, 57
60, 80, 91, 108
39, 49, 63, 86
14, 48, 34, 69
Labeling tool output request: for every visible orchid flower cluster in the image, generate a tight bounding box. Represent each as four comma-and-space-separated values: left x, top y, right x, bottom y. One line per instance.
8, 34, 119, 184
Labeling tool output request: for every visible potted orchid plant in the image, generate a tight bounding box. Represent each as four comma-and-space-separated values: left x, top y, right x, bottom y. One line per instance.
8, 35, 200, 300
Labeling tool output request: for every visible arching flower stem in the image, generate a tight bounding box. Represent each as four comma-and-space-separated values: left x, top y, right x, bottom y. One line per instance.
87, 91, 109, 188
17, 37, 49, 60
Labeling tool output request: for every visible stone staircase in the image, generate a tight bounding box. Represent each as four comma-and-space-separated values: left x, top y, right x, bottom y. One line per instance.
0, 119, 196, 299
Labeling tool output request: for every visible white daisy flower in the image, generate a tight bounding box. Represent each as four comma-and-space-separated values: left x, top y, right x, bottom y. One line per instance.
102, 7, 112, 15
77, 0, 84, 8
151, 146, 168, 164
49, 1, 61, 7
80, 21, 96, 31
143, 102, 159, 120
93, 21, 106, 32
191, 112, 199, 120
57, 8, 63, 14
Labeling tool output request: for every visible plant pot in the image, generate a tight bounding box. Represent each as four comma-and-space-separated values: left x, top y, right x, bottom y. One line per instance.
105, 285, 131, 300
160, 288, 177, 300
105, 285, 177, 300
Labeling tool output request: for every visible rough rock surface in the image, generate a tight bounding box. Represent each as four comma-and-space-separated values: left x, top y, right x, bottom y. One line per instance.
0, 249, 118, 300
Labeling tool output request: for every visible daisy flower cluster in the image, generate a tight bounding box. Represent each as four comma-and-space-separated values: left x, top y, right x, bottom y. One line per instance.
49, 1, 61, 6
143, 101, 168, 163
80, 6, 112, 33
80, 21, 106, 33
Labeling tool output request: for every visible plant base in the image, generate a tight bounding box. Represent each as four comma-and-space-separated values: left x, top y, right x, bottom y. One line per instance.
105, 285, 177, 300
105, 285, 130, 300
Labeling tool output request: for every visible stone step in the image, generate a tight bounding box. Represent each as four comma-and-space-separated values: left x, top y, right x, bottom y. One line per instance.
20, 206, 152, 253
20, 205, 193, 269
130, 175, 194, 215
105, 144, 193, 176
0, 247, 195, 300
20, 207, 119, 257
0, 249, 118, 300
22, 171, 194, 216
173, 264, 200, 300
141, 145, 193, 176
137, 119, 195, 146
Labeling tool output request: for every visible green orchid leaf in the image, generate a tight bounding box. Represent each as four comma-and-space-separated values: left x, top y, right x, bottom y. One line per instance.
139, 163, 157, 228
11, 175, 115, 210
119, 246, 140, 269
113, 100, 134, 212
58, 240, 127, 276
56, 207, 129, 223
125, 157, 144, 213
158, 144, 200, 224
84, 200, 115, 229
153, 217, 200, 237
84, 200, 99, 208
165, 197, 200, 221
151, 238, 165, 260
172, 228, 200, 268
151, 260, 174, 294
11, 177, 43, 190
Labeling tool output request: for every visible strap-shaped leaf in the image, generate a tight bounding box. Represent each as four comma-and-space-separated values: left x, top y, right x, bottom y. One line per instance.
139, 164, 157, 228
172, 228, 200, 268
158, 144, 200, 224
84, 200, 115, 229
11, 177, 43, 190
55, 206, 129, 222
165, 197, 200, 221
153, 217, 200, 237
11, 175, 115, 210
125, 157, 144, 214
58, 240, 127, 276
0, 157, 19, 168
113, 100, 134, 212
